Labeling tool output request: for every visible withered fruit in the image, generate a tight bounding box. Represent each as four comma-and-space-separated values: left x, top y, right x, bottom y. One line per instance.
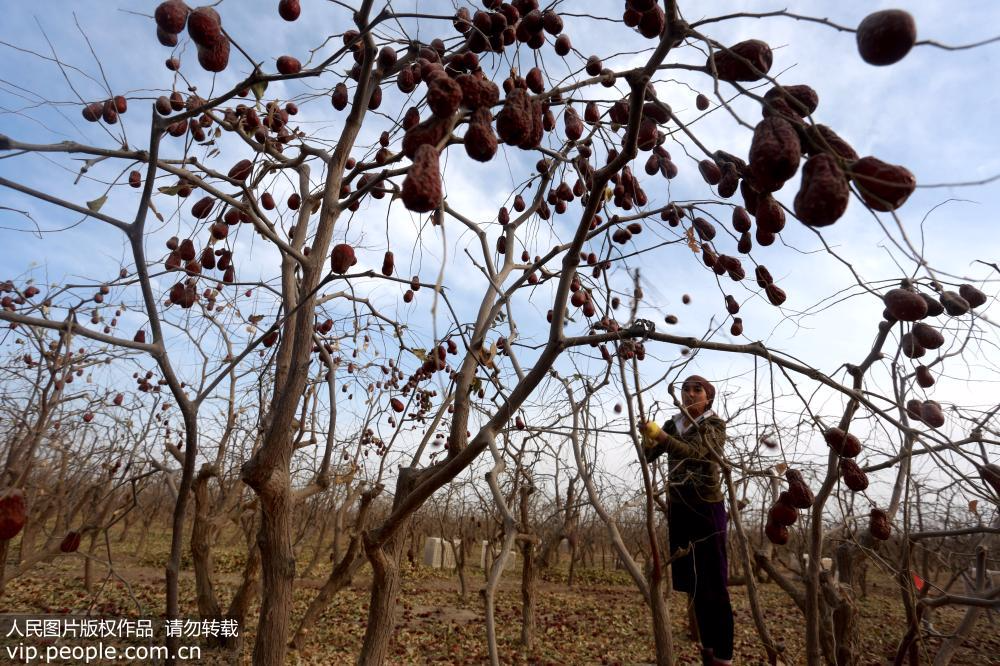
707, 39, 773, 82
696, 93, 710, 111
564, 107, 583, 141
804, 124, 859, 163
737, 232, 752, 254
402, 116, 450, 158
755, 194, 786, 234
785, 469, 814, 509
856, 10, 917, 66
794, 154, 850, 227
840, 459, 869, 492
939, 291, 970, 317
769, 501, 798, 527
390, 397, 405, 413
732, 207, 752, 233
191, 197, 215, 219
0, 489, 27, 540
765, 520, 789, 545
884, 288, 927, 321
824, 427, 862, 458
699, 159, 722, 186
331, 83, 349, 110
767, 490, 799, 526
526, 67, 544, 94
197, 38, 230, 72
554, 34, 572, 55
60, 531, 82, 553
749, 117, 801, 193
276, 55, 302, 75
228, 159, 252, 181
463, 107, 498, 162
851, 156, 916, 212
187, 6, 223, 48
330, 243, 356, 274
754, 265, 774, 288
919, 292, 945, 317
869, 508, 891, 541
920, 400, 945, 428
911, 322, 944, 349
959, 284, 987, 309
692, 217, 716, 241
158, 27, 179, 47
381, 251, 394, 276
905, 399, 924, 423
401, 144, 443, 213
915, 365, 935, 388
730, 318, 743, 336
278, 0, 300, 21
763, 84, 818, 117
155, 1, 189, 34
82, 102, 103, 122
457, 74, 499, 110
428, 76, 462, 117
900, 332, 926, 359
765, 283, 786, 306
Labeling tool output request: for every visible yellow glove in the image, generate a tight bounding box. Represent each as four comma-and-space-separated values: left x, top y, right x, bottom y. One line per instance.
641, 421, 662, 448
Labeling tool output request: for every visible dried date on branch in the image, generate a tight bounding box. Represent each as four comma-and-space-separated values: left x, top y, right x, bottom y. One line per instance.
763, 84, 819, 118
919, 400, 945, 428
803, 124, 859, 163
463, 107, 498, 162
869, 508, 891, 541
883, 288, 928, 321
765, 520, 789, 545
794, 154, 850, 227
839, 458, 869, 492
850, 156, 916, 212
748, 117, 801, 193
824, 427, 862, 458
856, 10, 917, 66
707, 39, 773, 82
401, 144, 443, 213
768, 493, 798, 526
785, 469, 814, 509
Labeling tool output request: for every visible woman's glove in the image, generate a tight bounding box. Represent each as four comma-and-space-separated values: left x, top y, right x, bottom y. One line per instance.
641, 421, 662, 448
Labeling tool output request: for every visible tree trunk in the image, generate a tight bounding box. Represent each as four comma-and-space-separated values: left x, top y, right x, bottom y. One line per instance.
454, 536, 469, 601
191, 470, 222, 622
520, 535, 537, 652
648, 563, 674, 666
357, 534, 405, 665
250, 469, 294, 666
357, 470, 417, 665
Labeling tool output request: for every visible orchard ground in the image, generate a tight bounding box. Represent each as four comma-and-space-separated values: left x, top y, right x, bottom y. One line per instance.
2, 529, 996, 665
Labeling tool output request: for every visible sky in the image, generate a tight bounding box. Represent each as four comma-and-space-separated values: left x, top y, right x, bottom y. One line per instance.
1, 0, 999, 518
